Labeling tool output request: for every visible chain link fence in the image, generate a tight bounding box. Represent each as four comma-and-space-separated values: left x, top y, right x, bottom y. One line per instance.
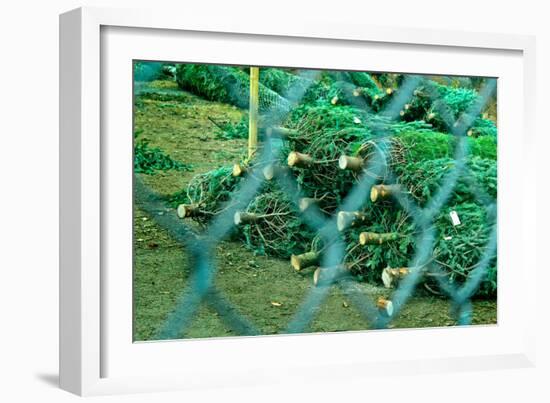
134, 64, 497, 339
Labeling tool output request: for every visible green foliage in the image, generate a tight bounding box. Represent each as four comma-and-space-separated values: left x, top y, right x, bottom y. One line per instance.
278, 104, 495, 215
259, 68, 375, 115
175, 64, 290, 116
259, 68, 312, 96
409, 83, 478, 130
467, 134, 497, 159
296, 73, 337, 105
438, 85, 478, 117
287, 103, 367, 135
134, 132, 192, 175
176, 64, 250, 107
465, 157, 497, 198
433, 203, 497, 297
286, 105, 434, 146
294, 71, 393, 109
344, 209, 414, 283
398, 130, 497, 161
470, 118, 497, 138
480, 266, 498, 297
366, 116, 434, 136
282, 104, 373, 211
214, 115, 249, 140
394, 157, 496, 206
259, 68, 291, 93
347, 71, 381, 92
339, 200, 496, 298
399, 82, 497, 138
398, 131, 455, 160
168, 165, 241, 215
372, 73, 403, 89
242, 191, 315, 258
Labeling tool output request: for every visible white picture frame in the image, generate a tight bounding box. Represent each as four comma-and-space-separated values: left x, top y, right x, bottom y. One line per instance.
59, 6, 537, 396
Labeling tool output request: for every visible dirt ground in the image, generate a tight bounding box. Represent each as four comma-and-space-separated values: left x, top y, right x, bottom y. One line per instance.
133, 79, 497, 341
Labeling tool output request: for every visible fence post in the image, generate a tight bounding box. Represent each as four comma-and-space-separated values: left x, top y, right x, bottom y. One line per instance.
248, 66, 260, 159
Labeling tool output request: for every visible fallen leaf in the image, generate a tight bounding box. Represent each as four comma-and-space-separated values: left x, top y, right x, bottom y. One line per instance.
270, 301, 282, 307
342, 301, 349, 308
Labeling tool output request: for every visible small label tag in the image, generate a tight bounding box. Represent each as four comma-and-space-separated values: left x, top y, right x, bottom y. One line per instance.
449, 211, 461, 226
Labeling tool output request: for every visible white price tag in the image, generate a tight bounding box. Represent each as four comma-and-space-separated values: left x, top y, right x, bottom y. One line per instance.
449, 211, 461, 226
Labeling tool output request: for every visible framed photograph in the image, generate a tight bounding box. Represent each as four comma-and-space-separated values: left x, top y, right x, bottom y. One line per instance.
60, 6, 537, 396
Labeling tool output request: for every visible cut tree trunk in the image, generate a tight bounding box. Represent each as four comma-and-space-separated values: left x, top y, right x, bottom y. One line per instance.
359, 232, 398, 245
377, 297, 394, 316
381, 267, 410, 288
287, 151, 314, 168
313, 265, 350, 286
234, 211, 260, 225
299, 197, 320, 212
177, 204, 202, 218
338, 155, 364, 172
262, 164, 288, 180
370, 184, 401, 202
232, 163, 247, 177
290, 251, 320, 271
262, 164, 276, 180
337, 211, 368, 231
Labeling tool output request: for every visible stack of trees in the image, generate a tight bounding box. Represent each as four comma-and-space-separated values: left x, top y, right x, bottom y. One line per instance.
172, 64, 498, 298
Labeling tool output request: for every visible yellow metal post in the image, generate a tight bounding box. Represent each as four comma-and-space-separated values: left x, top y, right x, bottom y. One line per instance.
248, 67, 260, 159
